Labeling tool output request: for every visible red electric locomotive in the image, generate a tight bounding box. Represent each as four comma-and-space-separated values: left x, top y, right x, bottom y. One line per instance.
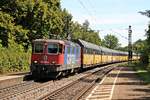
30, 39, 81, 78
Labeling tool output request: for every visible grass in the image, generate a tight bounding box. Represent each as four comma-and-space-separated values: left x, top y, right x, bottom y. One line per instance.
128, 61, 150, 84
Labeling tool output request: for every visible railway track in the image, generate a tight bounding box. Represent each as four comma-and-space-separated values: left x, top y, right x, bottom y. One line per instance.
0, 64, 118, 100
0, 81, 34, 98
0, 80, 43, 100
0, 71, 83, 99
40, 65, 115, 100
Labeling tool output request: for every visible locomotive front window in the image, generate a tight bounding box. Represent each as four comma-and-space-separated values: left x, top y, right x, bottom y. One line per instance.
34, 44, 43, 53
48, 44, 59, 53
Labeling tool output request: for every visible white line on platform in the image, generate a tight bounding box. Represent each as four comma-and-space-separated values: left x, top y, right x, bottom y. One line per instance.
109, 67, 122, 100
86, 74, 108, 100
86, 67, 122, 100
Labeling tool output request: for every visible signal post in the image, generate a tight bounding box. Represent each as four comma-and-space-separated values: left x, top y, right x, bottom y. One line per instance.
128, 25, 132, 64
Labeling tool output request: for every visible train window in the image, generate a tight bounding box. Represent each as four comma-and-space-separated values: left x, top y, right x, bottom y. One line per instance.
34, 44, 43, 53
76, 47, 80, 55
83, 48, 86, 53
88, 49, 90, 54
89, 49, 90, 54
76, 48, 78, 54
86, 49, 88, 54
72, 47, 74, 54
91, 49, 93, 54
87, 49, 89, 54
67, 47, 70, 54
59, 44, 63, 53
48, 44, 58, 53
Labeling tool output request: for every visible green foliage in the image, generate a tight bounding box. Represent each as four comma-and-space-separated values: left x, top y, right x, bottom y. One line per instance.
146, 24, 150, 48
139, 10, 150, 18
0, 39, 31, 73
117, 46, 128, 51
0, 0, 102, 73
72, 20, 101, 45
139, 10, 150, 63
129, 62, 150, 83
61, 9, 72, 39
0, 0, 101, 45
101, 34, 119, 49
0, 11, 28, 47
132, 39, 146, 53
0, 0, 65, 47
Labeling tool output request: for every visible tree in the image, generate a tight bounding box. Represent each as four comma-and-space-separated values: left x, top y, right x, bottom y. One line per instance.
0, 0, 102, 49
0, 0, 104, 73
139, 10, 150, 47
101, 34, 119, 49
0, 0, 66, 49
71, 20, 101, 45
132, 39, 146, 53
61, 9, 72, 39
139, 10, 150, 62
82, 20, 89, 31
117, 46, 128, 51
0, 11, 28, 47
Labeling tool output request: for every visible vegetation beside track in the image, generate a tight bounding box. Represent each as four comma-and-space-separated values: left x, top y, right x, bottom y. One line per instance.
0, 40, 30, 74
120, 61, 150, 84
0, 0, 101, 74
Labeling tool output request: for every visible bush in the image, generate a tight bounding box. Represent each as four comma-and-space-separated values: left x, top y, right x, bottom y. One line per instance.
0, 40, 31, 74
130, 61, 150, 83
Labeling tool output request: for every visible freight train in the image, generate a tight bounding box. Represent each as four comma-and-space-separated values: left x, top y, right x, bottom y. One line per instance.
30, 39, 139, 78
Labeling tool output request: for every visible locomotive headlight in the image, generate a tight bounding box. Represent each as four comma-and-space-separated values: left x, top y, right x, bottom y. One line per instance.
34, 61, 37, 63
51, 61, 56, 64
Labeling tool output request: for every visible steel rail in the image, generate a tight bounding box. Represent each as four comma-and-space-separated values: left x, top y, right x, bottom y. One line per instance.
40, 65, 115, 100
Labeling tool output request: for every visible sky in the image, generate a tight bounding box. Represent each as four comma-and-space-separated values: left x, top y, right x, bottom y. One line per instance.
61, 0, 150, 47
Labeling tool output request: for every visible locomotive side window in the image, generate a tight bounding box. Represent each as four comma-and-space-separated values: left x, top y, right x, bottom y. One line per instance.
58, 44, 63, 53
72, 47, 74, 54
67, 47, 70, 54
48, 44, 58, 53
34, 44, 43, 53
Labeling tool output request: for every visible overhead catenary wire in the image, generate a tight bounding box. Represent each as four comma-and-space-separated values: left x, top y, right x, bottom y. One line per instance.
87, 0, 97, 15
77, 0, 92, 16
77, 0, 97, 25
110, 29, 128, 41
77, 0, 129, 44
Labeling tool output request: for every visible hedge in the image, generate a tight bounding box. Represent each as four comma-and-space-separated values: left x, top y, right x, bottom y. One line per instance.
0, 41, 31, 74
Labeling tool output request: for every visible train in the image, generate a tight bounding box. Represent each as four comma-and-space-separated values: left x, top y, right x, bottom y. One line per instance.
30, 39, 140, 78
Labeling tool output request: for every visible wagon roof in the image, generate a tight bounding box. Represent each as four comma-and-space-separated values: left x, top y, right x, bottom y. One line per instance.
99, 46, 113, 53
77, 39, 100, 50
64, 40, 80, 47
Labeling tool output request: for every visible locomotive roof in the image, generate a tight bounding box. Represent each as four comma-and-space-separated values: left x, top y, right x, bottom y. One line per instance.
33, 39, 129, 55
33, 39, 65, 44
33, 39, 80, 47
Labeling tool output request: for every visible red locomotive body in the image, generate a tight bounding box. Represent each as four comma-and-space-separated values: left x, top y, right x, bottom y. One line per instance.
30, 39, 81, 78
31, 39, 65, 78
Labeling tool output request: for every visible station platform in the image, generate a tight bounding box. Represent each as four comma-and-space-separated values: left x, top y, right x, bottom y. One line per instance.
0, 72, 29, 81
86, 66, 150, 100
0, 72, 29, 88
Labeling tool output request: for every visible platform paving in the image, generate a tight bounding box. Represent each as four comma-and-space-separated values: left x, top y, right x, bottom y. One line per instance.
86, 66, 150, 100
0, 72, 29, 89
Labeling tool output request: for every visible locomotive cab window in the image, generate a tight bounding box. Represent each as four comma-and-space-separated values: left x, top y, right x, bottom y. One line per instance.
34, 43, 43, 53
48, 44, 58, 54
58, 44, 63, 54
